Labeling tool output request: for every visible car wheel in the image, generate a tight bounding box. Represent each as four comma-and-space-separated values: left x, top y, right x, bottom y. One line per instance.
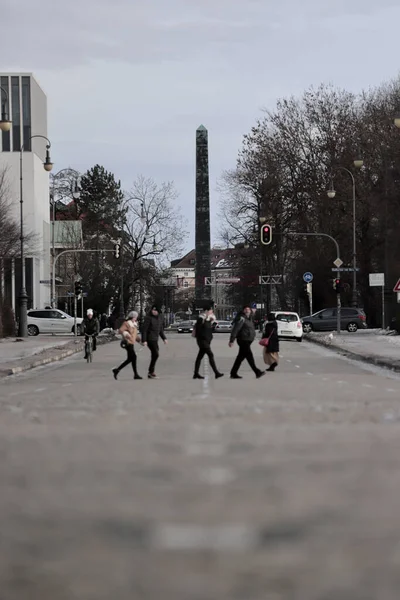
28, 324, 39, 336
296, 337, 303, 342
302, 323, 313, 333
347, 322, 358, 333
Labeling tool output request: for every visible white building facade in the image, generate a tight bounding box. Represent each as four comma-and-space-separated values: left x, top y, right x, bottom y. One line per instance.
0, 73, 51, 310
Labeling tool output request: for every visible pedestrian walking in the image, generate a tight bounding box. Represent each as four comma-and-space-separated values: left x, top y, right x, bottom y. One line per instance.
229, 305, 265, 379
112, 311, 142, 380
193, 306, 224, 379
141, 305, 168, 379
260, 312, 280, 371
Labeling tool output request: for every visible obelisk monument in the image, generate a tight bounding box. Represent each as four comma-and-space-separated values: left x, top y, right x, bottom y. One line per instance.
195, 125, 212, 308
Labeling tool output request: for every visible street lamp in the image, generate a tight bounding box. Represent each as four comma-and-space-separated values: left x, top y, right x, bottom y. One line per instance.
394, 113, 400, 129
19, 135, 53, 337
50, 168, 80, 307
140, 202, 146, 224
327, 160, 363, 307
0, 86, 12, 132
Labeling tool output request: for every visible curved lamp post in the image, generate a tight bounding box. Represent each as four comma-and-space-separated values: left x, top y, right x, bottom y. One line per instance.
0, 86, 12, 132
327, 158, 363, 307
19, 135, 53, 337
50, 168, 80, 307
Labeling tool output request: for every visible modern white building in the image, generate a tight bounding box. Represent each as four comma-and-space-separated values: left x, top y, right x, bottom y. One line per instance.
0, 73, 51, 310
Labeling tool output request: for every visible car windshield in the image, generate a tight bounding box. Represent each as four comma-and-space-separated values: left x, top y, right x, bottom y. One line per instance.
275, 314, 298, 322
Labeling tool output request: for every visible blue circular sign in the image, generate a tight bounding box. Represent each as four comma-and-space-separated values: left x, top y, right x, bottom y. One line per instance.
303, 272, 313, 283
251, 302, 257, 309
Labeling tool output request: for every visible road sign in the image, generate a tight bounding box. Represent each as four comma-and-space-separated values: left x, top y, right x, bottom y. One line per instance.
67, 292, 74, 297
251, 302, 257, 309
233, 311, 237, 317
40, 279, 51, 284
369, 273, 385, 287
393, 279, 400, 292
303, 272, 313, 283
332, 267, 360, 272
333, 258, 343, 268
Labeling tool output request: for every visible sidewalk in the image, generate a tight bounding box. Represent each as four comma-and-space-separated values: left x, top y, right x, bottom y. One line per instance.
0, 329, 117, 377
306, 329, 400, 372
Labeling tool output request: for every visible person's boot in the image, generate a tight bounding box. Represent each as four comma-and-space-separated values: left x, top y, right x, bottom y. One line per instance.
134, 374, 143, 380
112, 368, 119, 380
256, 370, 266, 378
267, 363, 277, 372
230, 374, 242, 379
215, 372, 224, 379
193, 373, 205, 379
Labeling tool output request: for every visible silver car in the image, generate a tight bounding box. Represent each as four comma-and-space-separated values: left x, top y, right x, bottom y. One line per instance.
214, 320, 233, 332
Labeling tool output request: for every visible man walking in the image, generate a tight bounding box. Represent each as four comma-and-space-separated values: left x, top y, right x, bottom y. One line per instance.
193, 305, 224, 380
229, 305, 265, 379
141, 305, 167, 379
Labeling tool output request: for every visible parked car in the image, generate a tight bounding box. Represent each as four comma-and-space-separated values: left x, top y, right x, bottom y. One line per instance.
301, 307, 367, 333
271, 311, 303, 342
27, 309, 84, 336
214, 320, 233, 332
177, 320, 196, 333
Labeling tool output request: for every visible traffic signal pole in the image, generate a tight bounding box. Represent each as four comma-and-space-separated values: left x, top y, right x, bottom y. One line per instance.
285, 232, 342, 335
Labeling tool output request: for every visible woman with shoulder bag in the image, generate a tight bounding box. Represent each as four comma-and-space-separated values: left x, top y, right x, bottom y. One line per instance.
112, 311, 143, 380
260, 312, 280, 371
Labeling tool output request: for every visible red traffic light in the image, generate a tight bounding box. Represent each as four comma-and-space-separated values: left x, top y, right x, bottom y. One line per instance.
260, 223, 272, 245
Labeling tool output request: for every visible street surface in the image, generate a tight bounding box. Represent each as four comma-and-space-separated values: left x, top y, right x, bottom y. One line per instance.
1, 333, 400, 599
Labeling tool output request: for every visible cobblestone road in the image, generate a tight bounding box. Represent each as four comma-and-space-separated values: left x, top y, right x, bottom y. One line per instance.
1, 334, 400, 599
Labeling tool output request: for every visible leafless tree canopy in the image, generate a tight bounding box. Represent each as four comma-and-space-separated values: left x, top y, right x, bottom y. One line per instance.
219, 78, 400, 324
124, 175, 187, 267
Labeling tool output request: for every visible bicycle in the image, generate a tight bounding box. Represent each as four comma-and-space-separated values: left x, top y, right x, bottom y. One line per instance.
85, 334, 94, 363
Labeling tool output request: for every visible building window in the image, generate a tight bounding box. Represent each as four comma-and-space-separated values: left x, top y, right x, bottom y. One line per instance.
1, 76, 10, 152
184, 271, 188, 276
11, 76, 20, 152
21, 77, 31, 151
189, 259, 195, 265
184, 281, 189, 287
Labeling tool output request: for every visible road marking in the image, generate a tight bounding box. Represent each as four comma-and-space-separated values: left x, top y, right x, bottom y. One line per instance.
150, 524, 257, 551
295, 365, 300, 369
198, 467, 235, 485
322, 378, 328, 382
34, 388, 46, 393
286, 359, 292, 363
337, 381, 347, 385
306, 372, 313, 376
386, 388, 395, 393
62, 383, 72, 387
362, 383, 373, 388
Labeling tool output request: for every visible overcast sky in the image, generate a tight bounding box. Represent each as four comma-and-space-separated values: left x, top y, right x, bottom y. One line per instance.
1, 0, 400, 254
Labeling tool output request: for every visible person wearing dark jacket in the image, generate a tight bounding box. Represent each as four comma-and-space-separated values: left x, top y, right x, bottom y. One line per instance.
193, 306, 224, 379
82, 309, 100, 359
141, 305, 167, 379
229, 305, 265, 379
262, 313, 280, 371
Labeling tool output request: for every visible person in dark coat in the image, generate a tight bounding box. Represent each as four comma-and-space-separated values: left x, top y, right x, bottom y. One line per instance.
229, 305, 265, 379
82, 308, 100, 359
193, 306, 224, 379
141, 305, 168, 379
262, 312, 280, 371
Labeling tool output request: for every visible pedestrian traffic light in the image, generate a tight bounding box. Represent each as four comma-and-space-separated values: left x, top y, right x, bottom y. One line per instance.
260, 223, 272, 245
114, 243, 120, 258
74, 281, 82, 297
334, 278, 342, 294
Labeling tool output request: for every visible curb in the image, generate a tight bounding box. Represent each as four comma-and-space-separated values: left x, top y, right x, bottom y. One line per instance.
305, 334, 400, 373
0, 335, 117, 378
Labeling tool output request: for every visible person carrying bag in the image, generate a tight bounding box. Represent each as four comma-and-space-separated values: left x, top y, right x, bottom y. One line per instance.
260, 312, 280, 372
112, 311, 143, 380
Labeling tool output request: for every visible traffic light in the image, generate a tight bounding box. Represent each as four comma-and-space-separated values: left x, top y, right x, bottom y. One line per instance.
74, 281, 82, 297
114, 242, 120, 258
260, 223, 272, 245
334, 278, 342, 294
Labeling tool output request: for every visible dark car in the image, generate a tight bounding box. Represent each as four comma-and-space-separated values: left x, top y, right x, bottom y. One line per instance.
177, 320, 196, 333
302, 307, 367, 333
